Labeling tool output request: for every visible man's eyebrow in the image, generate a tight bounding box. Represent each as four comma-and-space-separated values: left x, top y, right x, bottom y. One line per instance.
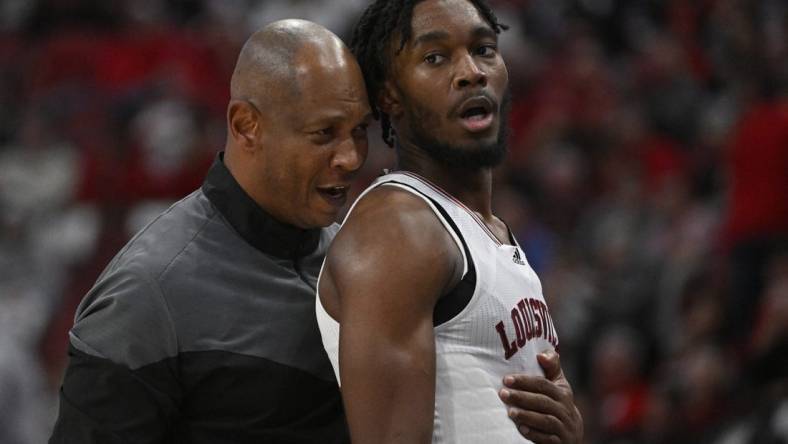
412, 30, 451, 47
304, 112, 375, 127
472, 25, 498, 41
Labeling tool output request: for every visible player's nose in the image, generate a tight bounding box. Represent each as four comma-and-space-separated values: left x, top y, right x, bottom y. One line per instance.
453, 54, 487, 90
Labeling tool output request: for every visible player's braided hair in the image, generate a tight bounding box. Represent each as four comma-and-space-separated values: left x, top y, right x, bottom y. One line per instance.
351, 0, 507, 147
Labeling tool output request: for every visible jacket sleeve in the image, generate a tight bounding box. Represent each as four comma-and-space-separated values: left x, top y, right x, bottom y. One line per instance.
49, 267, 181, 443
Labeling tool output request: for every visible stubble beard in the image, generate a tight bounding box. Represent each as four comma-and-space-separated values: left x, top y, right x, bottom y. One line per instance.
401, 88, 512, 170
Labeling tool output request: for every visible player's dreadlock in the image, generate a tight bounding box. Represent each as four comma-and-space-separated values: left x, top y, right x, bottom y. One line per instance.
351, 0, 508, 147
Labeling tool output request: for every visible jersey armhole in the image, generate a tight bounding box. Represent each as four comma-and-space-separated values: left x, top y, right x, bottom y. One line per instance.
379, 182, 476, 326
379, 182, 468, 278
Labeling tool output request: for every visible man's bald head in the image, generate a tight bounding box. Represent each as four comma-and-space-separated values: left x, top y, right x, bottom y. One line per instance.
230, 19, 349, 105
223, 20, 370, 229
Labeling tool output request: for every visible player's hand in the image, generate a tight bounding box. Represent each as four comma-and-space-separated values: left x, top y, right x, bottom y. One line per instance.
498, 350, 583, 444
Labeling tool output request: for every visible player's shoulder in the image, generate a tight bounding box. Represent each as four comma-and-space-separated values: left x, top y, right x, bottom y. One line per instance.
329, 184, 459, 272
341, 184, 447, 242
346, 184, 440, 222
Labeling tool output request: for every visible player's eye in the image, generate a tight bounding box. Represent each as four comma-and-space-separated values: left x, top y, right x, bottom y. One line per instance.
475, 45, 497, 57
424, 53, 446, 65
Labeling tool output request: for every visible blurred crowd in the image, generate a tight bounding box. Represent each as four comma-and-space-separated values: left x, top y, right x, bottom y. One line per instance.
0, 0, 786, 443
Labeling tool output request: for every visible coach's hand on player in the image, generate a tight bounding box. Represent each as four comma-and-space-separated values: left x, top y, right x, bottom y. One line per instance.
498, 350, 583, 444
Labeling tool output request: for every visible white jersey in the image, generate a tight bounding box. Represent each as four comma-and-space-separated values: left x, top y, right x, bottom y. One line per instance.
316, 171, 559, 444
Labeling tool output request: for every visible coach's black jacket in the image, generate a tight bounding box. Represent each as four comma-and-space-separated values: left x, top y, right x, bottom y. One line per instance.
49, 154, 348, 443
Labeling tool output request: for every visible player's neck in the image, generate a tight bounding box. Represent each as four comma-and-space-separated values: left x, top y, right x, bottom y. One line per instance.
397, 154, 494, 218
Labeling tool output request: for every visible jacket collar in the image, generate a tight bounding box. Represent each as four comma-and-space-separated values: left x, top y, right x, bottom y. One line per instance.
201, 153, 321, 259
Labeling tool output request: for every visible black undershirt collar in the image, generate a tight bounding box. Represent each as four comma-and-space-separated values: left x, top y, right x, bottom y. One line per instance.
201, 152, 321, 260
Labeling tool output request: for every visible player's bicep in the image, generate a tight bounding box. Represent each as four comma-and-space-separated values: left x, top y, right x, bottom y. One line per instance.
329, 190, 456, 349
334, 246, 440, 444
331, 198, 447, 377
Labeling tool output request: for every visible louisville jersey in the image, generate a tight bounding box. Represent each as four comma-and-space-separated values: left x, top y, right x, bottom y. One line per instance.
316, 171, 559, 444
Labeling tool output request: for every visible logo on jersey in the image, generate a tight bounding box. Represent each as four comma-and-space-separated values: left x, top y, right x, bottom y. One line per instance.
495, 297, 559, 360
512, 248, 526, 266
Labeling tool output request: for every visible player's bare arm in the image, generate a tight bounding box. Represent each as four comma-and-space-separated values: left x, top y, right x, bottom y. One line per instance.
319, 186, 464, 444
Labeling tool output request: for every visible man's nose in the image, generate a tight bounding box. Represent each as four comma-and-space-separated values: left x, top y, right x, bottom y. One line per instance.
453, 54, 487, 89
331, 137, 366, 172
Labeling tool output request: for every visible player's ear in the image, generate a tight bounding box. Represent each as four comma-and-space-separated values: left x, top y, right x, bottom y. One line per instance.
227, 100, 262, 151
377, 80, 403, 119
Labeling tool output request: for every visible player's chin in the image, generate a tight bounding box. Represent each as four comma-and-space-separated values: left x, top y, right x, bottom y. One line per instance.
454, 132, 499, 151
454, 123, 499, 143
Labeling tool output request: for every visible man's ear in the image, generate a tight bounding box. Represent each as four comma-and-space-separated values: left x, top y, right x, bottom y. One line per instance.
227, 100, 261, 151
377, 80, 403, 119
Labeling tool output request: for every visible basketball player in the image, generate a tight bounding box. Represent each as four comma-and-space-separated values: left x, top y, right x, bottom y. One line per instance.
316, 1, 583, 443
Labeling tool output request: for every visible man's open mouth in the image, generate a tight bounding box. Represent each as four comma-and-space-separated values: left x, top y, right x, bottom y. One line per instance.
457, 97, 495, 132
317, 185, 349, 205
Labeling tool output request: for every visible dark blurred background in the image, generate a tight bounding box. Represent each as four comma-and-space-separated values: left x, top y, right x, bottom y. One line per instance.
0, 0, 786, 443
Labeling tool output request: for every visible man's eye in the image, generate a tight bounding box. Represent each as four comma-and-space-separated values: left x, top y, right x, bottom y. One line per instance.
310, 128, 334, 144
352, 124, 369, 138
476, 45, 497, 57
424, 53, 446, 64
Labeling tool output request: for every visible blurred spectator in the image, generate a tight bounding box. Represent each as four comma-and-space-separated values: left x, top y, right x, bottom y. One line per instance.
588, 325, 650, 442
723, 97, 788, 344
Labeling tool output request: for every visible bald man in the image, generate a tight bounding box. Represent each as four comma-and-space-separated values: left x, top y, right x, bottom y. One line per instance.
49, 20, 370, 443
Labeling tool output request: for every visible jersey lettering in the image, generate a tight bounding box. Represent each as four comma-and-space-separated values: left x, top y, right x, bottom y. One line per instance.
495, 297, 559, 360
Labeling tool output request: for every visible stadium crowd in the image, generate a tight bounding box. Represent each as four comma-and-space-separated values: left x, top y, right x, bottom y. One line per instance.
0, 0, 785, 443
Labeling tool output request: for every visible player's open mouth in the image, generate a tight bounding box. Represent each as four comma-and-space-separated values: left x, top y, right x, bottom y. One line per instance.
457, 97, 495, 132
317, 185, 349, 207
